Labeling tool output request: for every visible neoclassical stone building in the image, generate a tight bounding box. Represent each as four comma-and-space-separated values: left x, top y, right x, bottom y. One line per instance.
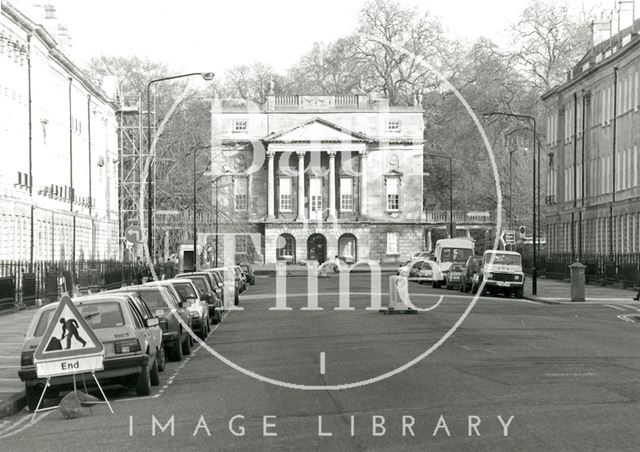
210, 93, 425, 264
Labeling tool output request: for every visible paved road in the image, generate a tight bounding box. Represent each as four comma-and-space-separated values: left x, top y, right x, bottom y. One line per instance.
2, 274, 640, 451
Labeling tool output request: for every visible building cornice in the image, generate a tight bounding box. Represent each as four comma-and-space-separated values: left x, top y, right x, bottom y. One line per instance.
1, 1, 117, 109
542, 32, 640, 101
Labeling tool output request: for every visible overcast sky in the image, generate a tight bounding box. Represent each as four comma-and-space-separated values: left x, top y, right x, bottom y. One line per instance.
15, 0, 613, 74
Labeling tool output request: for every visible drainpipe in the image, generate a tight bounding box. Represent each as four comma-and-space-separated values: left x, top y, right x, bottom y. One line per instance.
610, 67, 618, 258
87, 95, 93, 260
572, 92, 578, 261
69, 78, 76, 271
27, 34, 34, 269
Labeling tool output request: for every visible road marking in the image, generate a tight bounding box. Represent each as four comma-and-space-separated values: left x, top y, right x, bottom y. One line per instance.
0, 411, 52, 439
605, 304, 627, 311
618, 314, 639, 324
320, 352, 325, 375
543, 372, 595, 377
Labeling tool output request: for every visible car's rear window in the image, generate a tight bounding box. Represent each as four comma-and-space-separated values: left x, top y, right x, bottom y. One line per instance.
33, 302, 125, 337
173, 282, 197, 301
210, 272, 222, 285
188, 278, 208, 293
137, 291, 174, 309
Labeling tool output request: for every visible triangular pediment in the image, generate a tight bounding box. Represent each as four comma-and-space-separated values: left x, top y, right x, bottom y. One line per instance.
265, 117, 372, 143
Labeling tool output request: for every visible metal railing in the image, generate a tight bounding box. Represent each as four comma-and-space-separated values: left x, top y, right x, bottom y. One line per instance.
0, 259, 143, 312
424, 210, 498, 224
543, 253, 640, 287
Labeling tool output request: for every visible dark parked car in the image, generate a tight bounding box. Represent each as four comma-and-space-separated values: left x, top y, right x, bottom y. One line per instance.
460, 256, 484, 293
208, 267, 240, 306
444, 263, 465, 290
234, 266, 247, 293
239, 263, 256, 285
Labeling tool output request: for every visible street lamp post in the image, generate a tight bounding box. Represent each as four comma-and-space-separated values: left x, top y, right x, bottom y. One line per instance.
424, 153, 454, 237
146, 72, 214, 263
189, 144, 215, 272
483, 112, 539, 296
504, 127, 528, 232
213, 171, 234, 267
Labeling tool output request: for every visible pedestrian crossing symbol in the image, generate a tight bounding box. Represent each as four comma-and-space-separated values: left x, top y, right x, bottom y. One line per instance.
33, 295, 105, 378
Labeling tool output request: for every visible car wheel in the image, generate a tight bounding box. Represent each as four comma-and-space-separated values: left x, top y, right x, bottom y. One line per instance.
25, 384, 40, 411
157, 346, 166, 372
135, 364, 152, 396
212, 309, 221, 324
234, 291, 240, 306
516, 287, 524, 299
150, 355, 160, 386
182, 334, 192, 356
170, 336, 183, 361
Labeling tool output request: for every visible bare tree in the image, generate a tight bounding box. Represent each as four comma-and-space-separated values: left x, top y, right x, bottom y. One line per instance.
510, 0, 592, 92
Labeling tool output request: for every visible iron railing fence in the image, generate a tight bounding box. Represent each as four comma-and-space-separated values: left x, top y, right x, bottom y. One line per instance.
543, 253, 640, 287
0, 259, 139, 312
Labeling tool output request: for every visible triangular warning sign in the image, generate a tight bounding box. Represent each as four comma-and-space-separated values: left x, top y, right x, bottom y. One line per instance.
34, 295, 104, 362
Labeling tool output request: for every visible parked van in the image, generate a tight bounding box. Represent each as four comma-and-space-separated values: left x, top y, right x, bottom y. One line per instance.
431, 238, 475, 288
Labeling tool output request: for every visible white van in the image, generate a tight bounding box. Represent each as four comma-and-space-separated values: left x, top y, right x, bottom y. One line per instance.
431, 238, 475, 288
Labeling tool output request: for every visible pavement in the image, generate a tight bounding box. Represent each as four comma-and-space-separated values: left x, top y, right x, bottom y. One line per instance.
524, 276, 639, 304
0, 309, 35, 418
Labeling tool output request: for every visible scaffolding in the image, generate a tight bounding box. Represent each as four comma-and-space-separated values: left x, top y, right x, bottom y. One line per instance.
117, 95, 155, 261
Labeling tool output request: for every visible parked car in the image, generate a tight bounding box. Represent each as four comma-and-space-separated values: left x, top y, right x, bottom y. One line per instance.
109, 285, 192, 361
460, 256, 483, 293
397, 260, 413, 277
19, 293, 161, 410
476, 250, 525, 298
239, 263, 256, 285
408, 260, 427, 278
208, 267, 240, 306
412, 261, 434, 284
117, 291, 166, 376
176, 272, 223, 324
444, 263, 465, 290
151, 279, 210, 339
234, 266, 247, 292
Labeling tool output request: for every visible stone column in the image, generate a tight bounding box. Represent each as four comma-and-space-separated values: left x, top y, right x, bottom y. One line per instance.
358, 150, 368, 218
328, 151, 337, 220
296, 151, 306, 221
266, 151, 275, 221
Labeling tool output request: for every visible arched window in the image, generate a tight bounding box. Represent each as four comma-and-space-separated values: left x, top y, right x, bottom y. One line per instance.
276, 234, 296, 263
338, 233, 357, 263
